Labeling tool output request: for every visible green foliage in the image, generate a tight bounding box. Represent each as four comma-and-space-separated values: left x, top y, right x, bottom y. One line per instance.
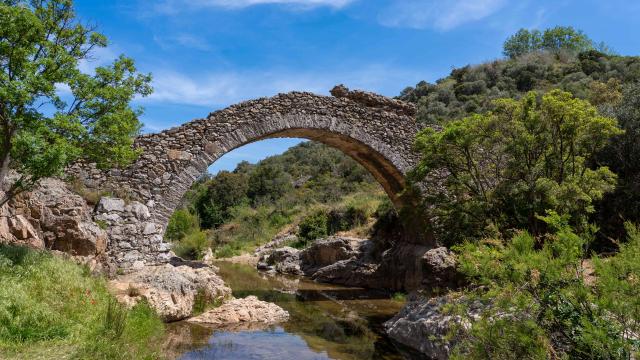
0, 245, 164, 359
247, 164, 292, 206
400, 45, 639, 127
164, 208, 199, 242
102, 299, 127, 340
0, 0, 152, 205
414, 90, 622, 244
192, 289, 224, 316
172, 230, 209, 260
451, 215, 639, 358
593, 83, 640, 242
298, 210, 329, 243
195, 171, 248, 229
503, 26, 597, 59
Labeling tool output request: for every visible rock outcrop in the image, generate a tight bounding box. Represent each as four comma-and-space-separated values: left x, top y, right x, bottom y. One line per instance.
299, 236, 363, 274
384, 292, 482, 360
255, 232, 298, 256
257, 246, 302, 275
422, 247, 463, 289
259, 235, 460, 292
0, 177, 107, 256
109, 261, 231, 322
187, 295, 289, 327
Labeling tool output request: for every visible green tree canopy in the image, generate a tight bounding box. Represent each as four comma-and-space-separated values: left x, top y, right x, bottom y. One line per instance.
503, 26, 597, 59
0, 0, 152, 205
414, 90, 622, 244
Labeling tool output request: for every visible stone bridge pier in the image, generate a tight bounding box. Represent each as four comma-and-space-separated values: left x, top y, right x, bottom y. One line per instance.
70, 86, 431, 267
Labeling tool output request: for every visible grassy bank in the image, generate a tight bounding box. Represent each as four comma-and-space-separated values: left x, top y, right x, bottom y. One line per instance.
0, 245, 165, 360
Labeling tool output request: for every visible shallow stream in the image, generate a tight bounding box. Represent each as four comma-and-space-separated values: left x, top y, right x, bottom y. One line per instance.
163, 261, 419, 359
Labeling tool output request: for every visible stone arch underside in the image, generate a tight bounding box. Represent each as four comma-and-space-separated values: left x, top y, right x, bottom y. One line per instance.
71, 90, 425, 267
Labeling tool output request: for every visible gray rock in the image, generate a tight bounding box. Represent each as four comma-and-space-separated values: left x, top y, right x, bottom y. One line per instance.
384, 293, 482, 360
142, 222, 158, 235
300, 236, 362, 274
96, 197, 125, 213
187, 295, 289, 327
263, 247, 302, 275
422, 247, 463, 289
127, 202, 151, 220
110, 263, 231, 322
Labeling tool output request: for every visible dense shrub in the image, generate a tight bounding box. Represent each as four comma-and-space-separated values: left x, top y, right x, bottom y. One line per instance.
172, 230, 209, 260
164, 208, 199, 242
450, 214, 640, 358
298, 210, 329, 243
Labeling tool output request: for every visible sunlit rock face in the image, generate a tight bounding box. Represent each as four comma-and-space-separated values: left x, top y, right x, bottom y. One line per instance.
0, 176, 106, 257
68, 86, 438, 267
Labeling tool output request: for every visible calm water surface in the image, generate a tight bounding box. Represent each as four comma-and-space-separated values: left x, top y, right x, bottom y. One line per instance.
163, 261, 420, 359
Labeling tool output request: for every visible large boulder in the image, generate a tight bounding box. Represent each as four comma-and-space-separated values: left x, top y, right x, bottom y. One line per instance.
384, 293, 483, 360
258, 246, 302, 275
300, 236, 362, 274
109, 262, 232, 322
422, 247, 463, 289
187, 295, 289, 328
0, 177, 107, 256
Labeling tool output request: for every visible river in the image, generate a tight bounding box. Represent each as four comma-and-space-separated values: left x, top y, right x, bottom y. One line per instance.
163, 261, 420, 359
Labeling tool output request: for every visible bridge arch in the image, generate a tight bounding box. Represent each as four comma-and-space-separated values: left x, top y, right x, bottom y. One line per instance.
72, 87, 427, 266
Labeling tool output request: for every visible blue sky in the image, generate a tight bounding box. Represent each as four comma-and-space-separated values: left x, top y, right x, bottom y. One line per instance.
73, 0, 640, 173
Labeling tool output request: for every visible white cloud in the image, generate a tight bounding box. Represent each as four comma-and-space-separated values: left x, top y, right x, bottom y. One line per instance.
155, 0, 355, 13
78, 46, 119, 74
141, 65, 428, 107
379, 0, 507, 31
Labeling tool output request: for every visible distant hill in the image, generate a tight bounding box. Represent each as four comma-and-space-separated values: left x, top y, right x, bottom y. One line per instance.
400, 50, 640, 125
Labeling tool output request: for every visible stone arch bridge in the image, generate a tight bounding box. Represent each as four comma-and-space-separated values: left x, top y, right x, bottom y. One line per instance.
71, 86, 431, 267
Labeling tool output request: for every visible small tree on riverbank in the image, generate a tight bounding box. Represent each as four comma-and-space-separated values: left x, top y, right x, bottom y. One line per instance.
0, 0, 152, 206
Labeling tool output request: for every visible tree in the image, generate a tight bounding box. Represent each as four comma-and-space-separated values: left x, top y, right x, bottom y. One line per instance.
503, 28, 542, 59
414, 90, 622, 244
503, 26, 595, 59
247, 164, 292, 205
195, 171, 248, 229
0, 0, 152, 206
593, 83, 640, 242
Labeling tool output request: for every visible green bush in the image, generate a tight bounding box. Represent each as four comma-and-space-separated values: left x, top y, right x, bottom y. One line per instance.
450, 214, 640, 358
414, 90, 621, 244
298, 210, 329, 243
165, 208, 199, 242
173, 230, 209, 260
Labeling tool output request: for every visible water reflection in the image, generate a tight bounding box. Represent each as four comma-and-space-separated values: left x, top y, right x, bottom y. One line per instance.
163, 261, 416, 360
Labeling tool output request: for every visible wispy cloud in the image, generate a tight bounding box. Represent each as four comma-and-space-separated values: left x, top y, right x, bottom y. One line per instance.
141, 65, 428, 107
153, 34, 211, 51
379, 0, 507, 31
155, 0, 355, 13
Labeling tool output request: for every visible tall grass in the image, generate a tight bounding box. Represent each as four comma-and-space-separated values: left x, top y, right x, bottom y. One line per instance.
0, 245, 165, 359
